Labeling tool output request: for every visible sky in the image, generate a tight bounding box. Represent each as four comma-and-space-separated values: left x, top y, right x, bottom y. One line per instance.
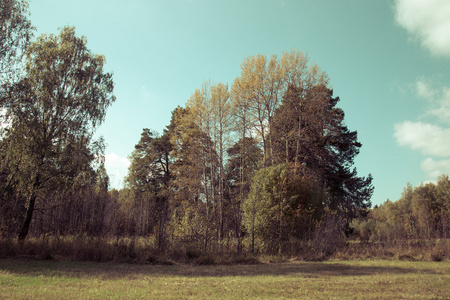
28, 0, 450, 206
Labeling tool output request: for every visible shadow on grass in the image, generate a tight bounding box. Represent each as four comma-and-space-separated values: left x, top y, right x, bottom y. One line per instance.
0, 259, 445, 279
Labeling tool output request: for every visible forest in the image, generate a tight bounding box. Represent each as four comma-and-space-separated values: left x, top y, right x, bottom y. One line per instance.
0, 0, 448, 263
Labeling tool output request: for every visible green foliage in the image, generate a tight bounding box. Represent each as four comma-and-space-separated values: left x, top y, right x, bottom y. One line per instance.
271, 85, 373, 220
352, 176, 450, 242
243, 163, 325, 253
0, 0, 34, 85
225, 137, 263, 246
0, 26, 115, 240
1, 39, 377, 259
124, 128, 172, 244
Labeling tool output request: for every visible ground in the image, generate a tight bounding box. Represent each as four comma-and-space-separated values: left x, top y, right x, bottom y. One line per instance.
0, 259, 448, 299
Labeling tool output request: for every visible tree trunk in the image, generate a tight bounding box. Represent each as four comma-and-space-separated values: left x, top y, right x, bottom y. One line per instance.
157, 196, 165, 251
18, 193, 37, 241
251, 219, 255, 254
285, 139, 289, 165
18, 173, 41, 241
219, 125, 224, 242
295, 111, 302, 174
279, 198, 283, 254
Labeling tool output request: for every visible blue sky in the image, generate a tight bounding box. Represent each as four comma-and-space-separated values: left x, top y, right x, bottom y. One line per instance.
29, 0, 450, 206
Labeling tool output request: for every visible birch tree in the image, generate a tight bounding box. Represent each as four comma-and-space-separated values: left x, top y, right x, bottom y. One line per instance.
210, 82, 233, 240
169, 105, 217, 250
0, 0, 33, 85
1, 27, 115, 240
231, 50, 327, 166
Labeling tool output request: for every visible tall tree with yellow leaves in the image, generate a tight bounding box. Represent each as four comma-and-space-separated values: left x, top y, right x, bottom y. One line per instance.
231, 50, 328, 166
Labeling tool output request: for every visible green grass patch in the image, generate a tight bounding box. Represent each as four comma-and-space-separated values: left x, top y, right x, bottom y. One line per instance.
0, 259, 448, 299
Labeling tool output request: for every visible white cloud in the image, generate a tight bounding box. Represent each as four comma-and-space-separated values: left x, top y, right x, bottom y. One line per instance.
415, 78, 450, 123
394, 0, 450, 179
421, 157, 450, 178
104, 152, 130, 189
393, 121, 450, 157
428, 86, 450, 122
395, 0, 450, 57
415, 79, 436, 101
395, 79, 450, 181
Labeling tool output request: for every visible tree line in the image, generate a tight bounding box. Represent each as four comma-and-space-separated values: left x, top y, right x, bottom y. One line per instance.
353, 176, 449, 242
1, 0, 384, 258
116, 45, 376, 254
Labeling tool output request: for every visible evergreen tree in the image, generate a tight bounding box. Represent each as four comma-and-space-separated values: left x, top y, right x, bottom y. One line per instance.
271, 85, 373, 225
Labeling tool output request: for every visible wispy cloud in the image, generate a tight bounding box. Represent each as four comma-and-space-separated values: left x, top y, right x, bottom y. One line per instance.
394, 78, 450, 180
392, 2, 450, 179
415, 78, 450, 123
428, 87, 450, 123
415, 79, 436, 100
394, 0, 450, 58
104, 152, 130, 189
421, 158, 450, 179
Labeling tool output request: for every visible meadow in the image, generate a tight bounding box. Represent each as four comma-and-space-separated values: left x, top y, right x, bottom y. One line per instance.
0, 259, 448, 299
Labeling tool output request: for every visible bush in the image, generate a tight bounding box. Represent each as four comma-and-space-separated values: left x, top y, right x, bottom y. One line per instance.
1, 235, 447, 264
0, 238, 17, 258
307, 215, 346, 261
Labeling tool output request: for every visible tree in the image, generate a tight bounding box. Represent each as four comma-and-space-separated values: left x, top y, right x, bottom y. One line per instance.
0, 0, 34, 85
1, 26, 115, 240
186, 82, 218, 244
270, 85, 373, 223
181, 81, 235, 247
231, 53, 279, 166
367, 177, 450, 241
231, 50, 371, 250
229, 84, 253, 245
210, 82, 233, 241
413, 183, 439, 238
242, 164, 273, 253
126, 128, 172, 247
242, 163, 324, 253
231, 50, 328, 166
0, 139, 26, 237
271, 84, 329, 172
225, 137, 262, 253
435, 175, 450, 238
395, 183, 416, 238
169, 106, 218, 251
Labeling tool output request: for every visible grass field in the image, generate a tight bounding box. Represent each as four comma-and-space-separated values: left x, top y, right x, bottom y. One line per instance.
0, 259, 448, 299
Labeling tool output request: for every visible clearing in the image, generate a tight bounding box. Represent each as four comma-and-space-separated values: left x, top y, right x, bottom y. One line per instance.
0, 259, 448, 299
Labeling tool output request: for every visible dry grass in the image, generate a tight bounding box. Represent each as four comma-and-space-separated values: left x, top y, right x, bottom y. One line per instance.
2, 237, 448, 266
0, 259, 448, 299
334, 239, 450, 262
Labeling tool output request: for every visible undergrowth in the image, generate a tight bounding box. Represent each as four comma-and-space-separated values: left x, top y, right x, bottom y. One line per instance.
0, 236, 448, 264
